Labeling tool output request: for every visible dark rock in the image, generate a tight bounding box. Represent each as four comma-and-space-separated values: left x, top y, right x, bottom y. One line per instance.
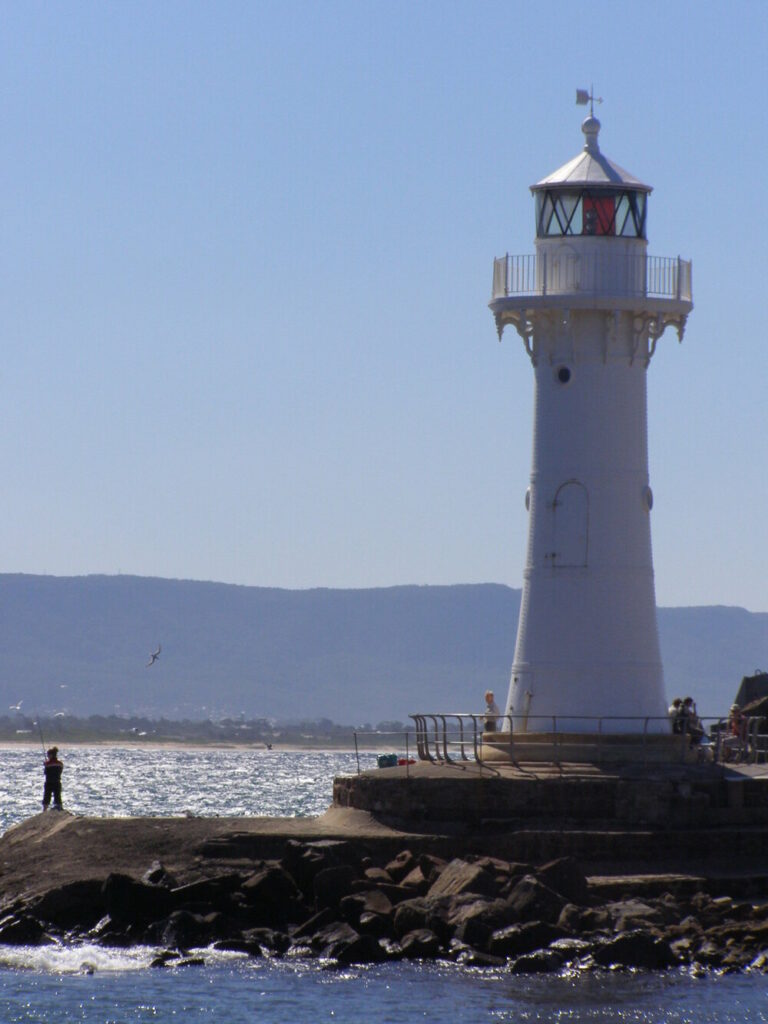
281, 840, 359, 901
292, 908, 335, 940
339, 894, 366, 924
31, 880, 105, 930
426, 859, 498, 900
535, 858, 588, 905
393, 898, 429, 939
669, 936, 696, 963
212, 938, 263, 955
507, 876, 567, 924
350, 881, 414, 905
548, 937, 593, 963
378, 937, 405, 960
653, 893, 686, 926
0, 914, 50, 946
499, 863, 537, 897
592, 931, 678, 969
314, 865, 356, 911
149, 951, 181, 967
87, 914, 135, 947
363, 867, 392, 885
605, 898, 663, 933
489, 920, 567, 958
473, 856, 514, 878
177, 957, 206, 967
281, 842, 327, 896
556, 903, 581, 933
510, 948, 565, 974
241, 927, 290, 954
102, 874, 174, 926
448, 939, 505, 967
329, 932, 387, 964
385, 851, 416, 883
340, 889, 392, 925
400, 866, 429, 893
399, 928, 442, 959
695, 940, 725, 968
450, 898, 519, 950
143, 861, 179, 888
241, 865, 303, 924
358, 911, 392, 939
665, 915, 702, 939
418, 854, 447, 884
160, 910, 226, 949
577, 907, 612, 933
310, 921, 359, 954
171, 873, 244, 908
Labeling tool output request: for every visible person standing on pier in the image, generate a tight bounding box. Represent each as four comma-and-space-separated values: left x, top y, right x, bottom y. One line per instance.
484, 690, 500, 732
42, 747, 64, 811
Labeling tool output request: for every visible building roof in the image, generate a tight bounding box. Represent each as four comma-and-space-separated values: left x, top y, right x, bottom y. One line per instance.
532, 116, 652, 194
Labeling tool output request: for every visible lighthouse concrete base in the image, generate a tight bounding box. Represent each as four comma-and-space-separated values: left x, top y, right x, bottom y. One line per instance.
479, 731, 697, 765
332, 759, 766, 836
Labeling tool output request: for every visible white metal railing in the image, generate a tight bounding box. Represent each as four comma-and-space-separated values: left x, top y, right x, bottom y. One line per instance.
491, 253, 692, 303
409, 713, 761, 767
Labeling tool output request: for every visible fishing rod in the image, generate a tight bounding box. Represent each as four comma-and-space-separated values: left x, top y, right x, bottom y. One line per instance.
35, 712, 46, 757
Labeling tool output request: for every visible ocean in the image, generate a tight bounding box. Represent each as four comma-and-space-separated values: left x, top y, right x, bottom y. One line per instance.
1, 745, 767, 1023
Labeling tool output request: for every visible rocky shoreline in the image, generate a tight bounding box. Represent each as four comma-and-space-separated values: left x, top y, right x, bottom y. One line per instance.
2, 813, 768, 973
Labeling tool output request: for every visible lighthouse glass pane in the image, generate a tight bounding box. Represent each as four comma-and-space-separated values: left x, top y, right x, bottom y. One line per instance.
616, 193, 645, 237
582, 195, 615, 236
558, 195, 580, 234
538, 195, 558, 235
636, 194, 647, 237
535, 194, 545, 233
616, 195, 631, 235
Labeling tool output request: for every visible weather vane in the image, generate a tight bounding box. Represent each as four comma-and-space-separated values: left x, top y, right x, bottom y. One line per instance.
576, 87, 603, 116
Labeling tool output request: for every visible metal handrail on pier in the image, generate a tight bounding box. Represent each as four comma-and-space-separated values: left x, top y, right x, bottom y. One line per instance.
409, 713, 761, 767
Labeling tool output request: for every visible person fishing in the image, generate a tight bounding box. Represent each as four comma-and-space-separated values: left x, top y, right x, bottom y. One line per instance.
42, 746, 64, 811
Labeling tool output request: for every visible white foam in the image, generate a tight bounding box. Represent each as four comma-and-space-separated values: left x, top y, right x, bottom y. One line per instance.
0, 942, 157, 974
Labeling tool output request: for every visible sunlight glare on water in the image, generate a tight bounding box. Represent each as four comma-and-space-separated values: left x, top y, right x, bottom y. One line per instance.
0, 746, 375, 831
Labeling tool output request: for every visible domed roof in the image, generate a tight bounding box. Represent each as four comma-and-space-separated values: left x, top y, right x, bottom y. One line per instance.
532, 117, 651, 193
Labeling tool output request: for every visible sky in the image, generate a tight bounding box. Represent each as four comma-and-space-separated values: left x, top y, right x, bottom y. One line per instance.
1, 1, 767, 611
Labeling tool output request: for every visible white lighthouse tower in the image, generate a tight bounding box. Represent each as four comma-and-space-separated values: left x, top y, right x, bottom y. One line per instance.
489, 100, 692, 739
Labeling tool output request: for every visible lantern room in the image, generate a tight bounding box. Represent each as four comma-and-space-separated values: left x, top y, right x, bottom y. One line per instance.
531, 115, 650, 240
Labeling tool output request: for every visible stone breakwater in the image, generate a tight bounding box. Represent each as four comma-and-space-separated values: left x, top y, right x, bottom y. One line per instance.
2, 813, 768, 972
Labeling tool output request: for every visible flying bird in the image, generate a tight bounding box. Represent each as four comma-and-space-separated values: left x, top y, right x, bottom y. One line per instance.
146, 644, 162, 667
8, 701, 22, 712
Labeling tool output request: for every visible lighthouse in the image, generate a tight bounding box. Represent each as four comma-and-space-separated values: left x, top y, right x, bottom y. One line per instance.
489, 100, 692, 738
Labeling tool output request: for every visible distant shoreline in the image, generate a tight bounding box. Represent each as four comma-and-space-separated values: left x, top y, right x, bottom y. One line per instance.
0, 740, 405, 753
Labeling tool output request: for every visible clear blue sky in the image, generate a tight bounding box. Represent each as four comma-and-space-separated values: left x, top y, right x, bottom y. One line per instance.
1, 1, 767, 610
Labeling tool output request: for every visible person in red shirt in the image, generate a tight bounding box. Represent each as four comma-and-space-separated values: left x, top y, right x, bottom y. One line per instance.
42, 747, 64, 811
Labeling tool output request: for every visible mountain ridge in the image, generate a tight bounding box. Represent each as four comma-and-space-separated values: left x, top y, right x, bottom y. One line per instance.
1, 574, 765, 724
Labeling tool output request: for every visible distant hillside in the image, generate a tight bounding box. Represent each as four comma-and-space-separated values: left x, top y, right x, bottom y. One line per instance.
0, 574, 765, 724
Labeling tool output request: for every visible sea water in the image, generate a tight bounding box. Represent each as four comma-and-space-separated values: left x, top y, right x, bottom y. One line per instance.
1, 746, 767, 1023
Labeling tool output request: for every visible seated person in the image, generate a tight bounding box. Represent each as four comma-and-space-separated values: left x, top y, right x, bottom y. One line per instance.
681, 697, 704, 744
668, 697, 684, 734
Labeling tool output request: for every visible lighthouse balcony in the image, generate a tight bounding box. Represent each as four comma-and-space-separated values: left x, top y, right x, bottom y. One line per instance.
491, 252, 692, 314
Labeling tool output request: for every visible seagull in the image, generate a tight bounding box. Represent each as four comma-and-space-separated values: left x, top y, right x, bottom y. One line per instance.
146, 644, 162, 667
8, 701, 22, 712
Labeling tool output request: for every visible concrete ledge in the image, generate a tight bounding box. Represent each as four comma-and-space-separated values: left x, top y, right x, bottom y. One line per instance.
480, 731, 697, 764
